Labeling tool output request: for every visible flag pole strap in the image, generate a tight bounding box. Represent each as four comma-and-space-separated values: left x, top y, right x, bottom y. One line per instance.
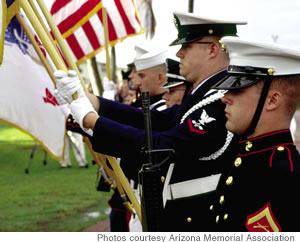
102, 7, 111, 81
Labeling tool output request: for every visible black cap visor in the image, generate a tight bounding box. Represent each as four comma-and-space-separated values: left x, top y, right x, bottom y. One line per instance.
170, 35, 204, 46
212, 74, 264, 90
163, 79, 185, 89
170, 24, 238, 46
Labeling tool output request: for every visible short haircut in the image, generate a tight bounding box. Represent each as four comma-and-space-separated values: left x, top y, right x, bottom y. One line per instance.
270, 75, 300, 116
150, 63, 168, 74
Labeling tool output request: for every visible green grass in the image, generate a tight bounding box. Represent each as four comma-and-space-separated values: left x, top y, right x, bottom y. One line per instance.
0, 122, 112, 231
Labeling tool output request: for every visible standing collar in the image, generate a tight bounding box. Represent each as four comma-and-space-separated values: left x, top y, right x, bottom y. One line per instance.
238, 129, 294, 155
191, 69, 228, 95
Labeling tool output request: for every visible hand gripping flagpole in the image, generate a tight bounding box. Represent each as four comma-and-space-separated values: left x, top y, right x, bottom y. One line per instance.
18, 0, 141, 221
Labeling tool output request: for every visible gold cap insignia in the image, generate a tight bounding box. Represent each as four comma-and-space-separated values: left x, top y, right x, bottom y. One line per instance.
219, 40, 227, 52
267, 68, 274, 76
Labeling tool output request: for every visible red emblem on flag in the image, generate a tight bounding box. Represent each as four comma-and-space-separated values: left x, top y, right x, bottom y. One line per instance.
245, 202, 281, 232
43, 88, 59, 106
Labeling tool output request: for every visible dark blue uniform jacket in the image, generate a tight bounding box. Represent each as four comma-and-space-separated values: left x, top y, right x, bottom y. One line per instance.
209, 129, 300, 232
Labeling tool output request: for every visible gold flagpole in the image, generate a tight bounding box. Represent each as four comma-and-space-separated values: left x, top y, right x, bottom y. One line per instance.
19, 0, 141, 220
28, 0, 61, 59
16, 12, 56, 84
102, 7, 111, 81
18, 0, 67, 73
106, 155, 142, 219
36, 0, 87, 91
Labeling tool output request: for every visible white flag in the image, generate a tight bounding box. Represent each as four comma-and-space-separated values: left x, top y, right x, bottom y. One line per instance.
0, 16, 66, 160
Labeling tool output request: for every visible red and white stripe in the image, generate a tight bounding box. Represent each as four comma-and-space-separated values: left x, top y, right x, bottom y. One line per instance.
50, 0, 143, 65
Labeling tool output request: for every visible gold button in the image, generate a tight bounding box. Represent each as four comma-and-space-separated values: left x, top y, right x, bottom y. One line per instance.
268, 68, 274, 75
216, 215, 220, 224
219, 195, 225, 205
208, 29, 214, 34
224, 214, 228, 221
209, 205, 214, 212
234, 157, 242, 167
277, 146, 285, 151
226, 176, 233, 186
161, 176, 165, 183
67, 118, 71, 122
72, 92, 78, 100
187, 217, 192, 223
245, 141, 253, 151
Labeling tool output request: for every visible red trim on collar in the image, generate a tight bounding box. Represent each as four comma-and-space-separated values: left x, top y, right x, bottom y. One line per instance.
188, 119, 206, 134
66, 123, 80, 128
238, 142, 294, 157
239, 129, 290, 144
238, 142, 294, 172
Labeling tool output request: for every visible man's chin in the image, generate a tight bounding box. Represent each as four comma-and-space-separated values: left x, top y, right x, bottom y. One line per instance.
225, 122, 238, 135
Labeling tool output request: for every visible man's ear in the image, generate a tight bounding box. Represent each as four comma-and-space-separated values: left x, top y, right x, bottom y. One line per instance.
158, 72, 167, 86
208, 42, 220, 58
265, 91, 282, 111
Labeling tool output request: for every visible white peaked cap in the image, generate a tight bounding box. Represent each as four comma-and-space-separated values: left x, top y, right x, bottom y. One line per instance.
174, 11, 247, 25
170, 11, 247, 46
222, 37, 300, 76
134, 48, 168, 71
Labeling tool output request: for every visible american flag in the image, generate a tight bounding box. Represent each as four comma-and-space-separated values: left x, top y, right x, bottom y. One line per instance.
50, 0, 144, 65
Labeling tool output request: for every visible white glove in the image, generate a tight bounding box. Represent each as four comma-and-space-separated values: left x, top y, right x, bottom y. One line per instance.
54, 70, 97, 136
54, 70, 85, 104
54, 89, 67, 105
69, 97, 97, 137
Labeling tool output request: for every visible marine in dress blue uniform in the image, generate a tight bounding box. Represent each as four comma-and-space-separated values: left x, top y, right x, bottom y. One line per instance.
54, 12, 247, 231
211, 37, 300, 231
